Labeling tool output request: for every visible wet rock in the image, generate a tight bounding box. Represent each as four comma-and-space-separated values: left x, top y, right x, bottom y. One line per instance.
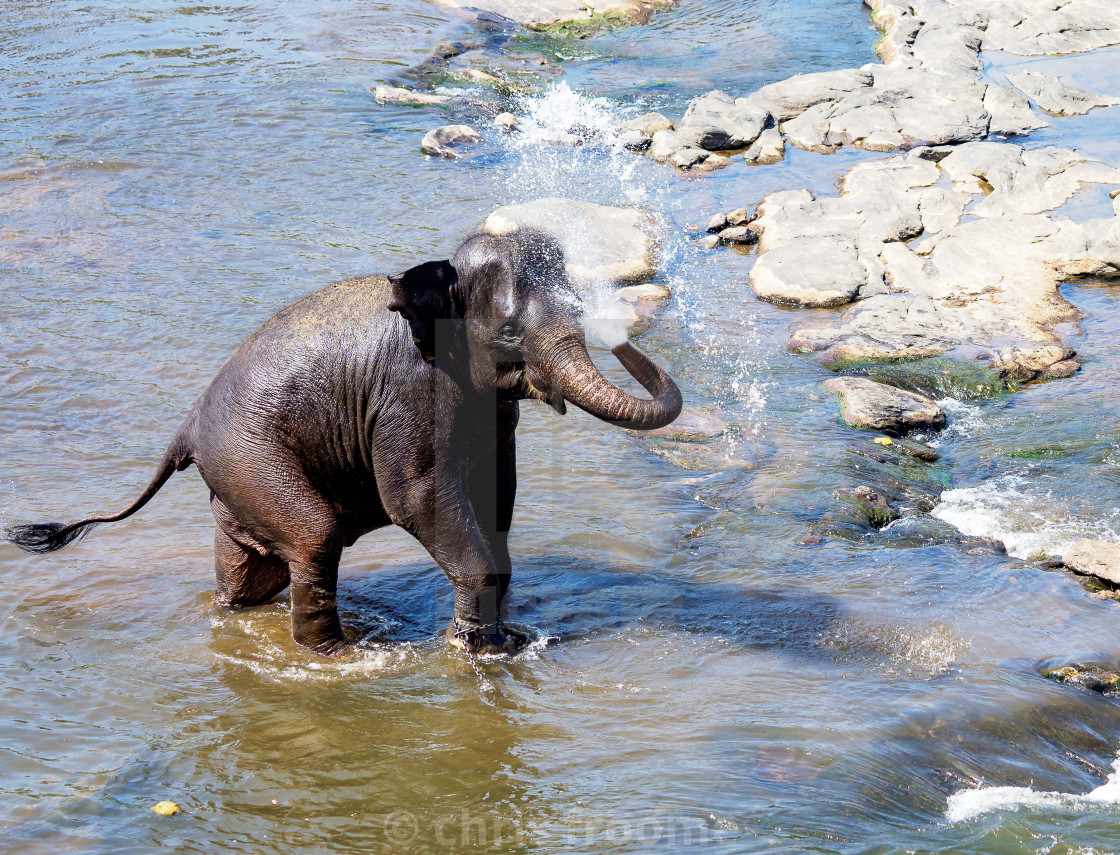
675, 91, 769, 151
606, 283, 672, 334
697, 234, 721, 250
717, 226, 756, 245
1063, 538, 1120, 586
743, 128, 785, 165
478, 197, 663, 286
706, 212, 729, 233
1007, 70, 1120, 116
743, 68, 872, 121
618, 131, 651, 152
670, 147, 709, 170
428, 0, 677, 29
823, 377, 946, 435
495, 112, 517, 130
1042, 663, 1120, 695
374, 85, 451, 105
835, 485, 899, 528
421, 125, 483, 157
695, 153, 732, 172
619, 112, 673, 136
648, 129, 686, 162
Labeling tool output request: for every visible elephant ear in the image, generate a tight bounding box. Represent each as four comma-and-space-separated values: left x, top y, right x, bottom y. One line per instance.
387, 260, 459, 359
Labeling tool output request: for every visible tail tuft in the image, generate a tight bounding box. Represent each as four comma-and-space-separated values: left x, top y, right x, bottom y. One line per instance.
5, 521, 99, 554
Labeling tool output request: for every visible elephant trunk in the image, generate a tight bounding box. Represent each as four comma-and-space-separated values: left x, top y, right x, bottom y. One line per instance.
538, 336, 682, 431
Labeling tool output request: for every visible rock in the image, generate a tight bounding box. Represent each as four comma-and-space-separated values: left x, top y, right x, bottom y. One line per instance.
1042, 663, 1120, 695
495, 112, 517, 130
744, 68, 873, 121
648, 129, 686, 163
750, 238, 864, 307
675, 90, 769, 151
608, 283, 672, 334
374, 85, 451, 106
823, 377, 946, 435
706, 212, 729, 233
478, 198, 663, 286
743, 128, 785, 164
670, 147, 709, 170
1064, 538, 1120, 586
984, 84, 1048, 136
695, 153, 732, 171
743, 144, 1120, 382
618, 131, 651, 152
619, 112, 673, 136
717, 226, 756, 245
1007, 70, 1120, 116
697, 234, 721, 250
835, 485, 899, 528
428, 0, 678, 29
421, 124, 482, 157
725, 208, 749, 226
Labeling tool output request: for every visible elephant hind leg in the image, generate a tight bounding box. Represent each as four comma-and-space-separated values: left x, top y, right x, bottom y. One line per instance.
212, 499, 290, 608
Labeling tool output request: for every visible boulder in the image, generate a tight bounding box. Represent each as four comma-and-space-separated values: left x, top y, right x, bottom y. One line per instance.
743, 128, 785, 165
1007, 70, 1120, 116
1064, 538, 1120, 585
670, 147, 709, 170
1042, 663, 1120, 695
421, 124, 482, 157
478, 198, 663, 286
648, 129, 686, 162
823, 377, 946, 435
495, 112, 518, 130
750, 239, 863, 307
374, 85, 450, 106
675, 91, 769, 151
619, 112, 673, 136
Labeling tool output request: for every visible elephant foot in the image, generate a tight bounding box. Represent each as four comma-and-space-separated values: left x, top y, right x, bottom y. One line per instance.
446, 620, 523, 657
295, 633, 355, 658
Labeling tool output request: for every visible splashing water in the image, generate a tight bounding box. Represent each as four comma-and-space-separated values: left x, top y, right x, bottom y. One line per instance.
931, 476, 1120, 561
946, 756, 1120, 823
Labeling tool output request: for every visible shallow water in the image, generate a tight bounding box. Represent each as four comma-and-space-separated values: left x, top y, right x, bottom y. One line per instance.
4, 1, 1120, 853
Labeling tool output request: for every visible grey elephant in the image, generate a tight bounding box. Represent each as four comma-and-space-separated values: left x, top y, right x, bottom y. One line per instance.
6, 228, 682, 655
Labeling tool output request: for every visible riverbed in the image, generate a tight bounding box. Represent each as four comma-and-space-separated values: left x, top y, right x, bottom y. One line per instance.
3, 1, 1120, 852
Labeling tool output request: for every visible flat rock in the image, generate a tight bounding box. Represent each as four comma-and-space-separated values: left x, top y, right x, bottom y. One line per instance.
823, 377, 946, 435
1007, 70, 1120, 116
478, 198, 663, 286
744, 68, 872, 121
421, 124, 483, 156
1064, 538, 1120, 585
428, 0, 676, 28
375, 85, 451, 105
751, 239, 863, 307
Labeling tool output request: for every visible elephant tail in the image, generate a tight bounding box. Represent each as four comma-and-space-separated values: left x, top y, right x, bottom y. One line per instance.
6, 426, 195, 555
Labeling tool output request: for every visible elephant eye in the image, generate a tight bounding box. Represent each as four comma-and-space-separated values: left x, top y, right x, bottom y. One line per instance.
498, 322, 520, 339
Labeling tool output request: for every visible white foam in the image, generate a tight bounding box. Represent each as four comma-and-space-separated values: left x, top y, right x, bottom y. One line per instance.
932, 475, 1120, 560
946, 757, 1120, 823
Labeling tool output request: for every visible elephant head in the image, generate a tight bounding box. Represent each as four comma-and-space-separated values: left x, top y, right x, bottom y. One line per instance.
389, 228, 681, 430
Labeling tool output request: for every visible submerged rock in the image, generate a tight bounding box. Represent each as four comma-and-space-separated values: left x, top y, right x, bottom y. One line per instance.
478, 197, 663, 286
823, 377, 946, 435
1063, 538, 1120, 586
1042, 663, 1120, 695
1007, 70, 1120, 116
374, 85, 451, 106
835, 485, 900, 529
421, 124, 482, 156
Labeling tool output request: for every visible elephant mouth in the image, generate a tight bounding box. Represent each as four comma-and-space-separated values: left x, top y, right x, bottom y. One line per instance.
525, 365, 567, 415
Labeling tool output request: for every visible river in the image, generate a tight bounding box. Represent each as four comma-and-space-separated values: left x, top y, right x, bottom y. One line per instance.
4, 1, 1120, 852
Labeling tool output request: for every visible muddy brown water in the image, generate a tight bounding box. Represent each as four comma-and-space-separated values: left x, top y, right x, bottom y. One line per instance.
4, 1, 1120, 852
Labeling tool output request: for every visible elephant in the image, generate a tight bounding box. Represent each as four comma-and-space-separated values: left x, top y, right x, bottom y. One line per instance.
6, 228, 682, 656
